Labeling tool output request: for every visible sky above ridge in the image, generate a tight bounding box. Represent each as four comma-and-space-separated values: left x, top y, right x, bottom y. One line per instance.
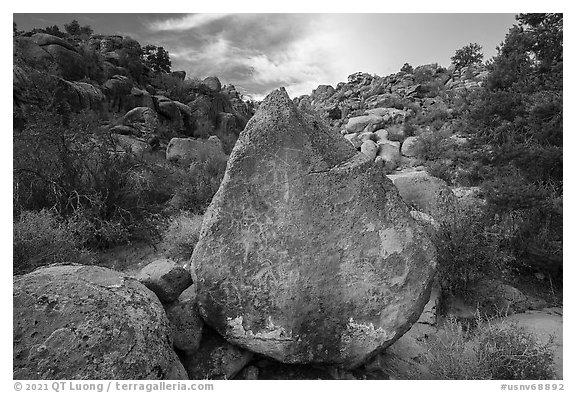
13, 13, 517, 99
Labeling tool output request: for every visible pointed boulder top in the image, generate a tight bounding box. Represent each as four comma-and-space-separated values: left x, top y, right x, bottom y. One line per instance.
230, 87, 356, 175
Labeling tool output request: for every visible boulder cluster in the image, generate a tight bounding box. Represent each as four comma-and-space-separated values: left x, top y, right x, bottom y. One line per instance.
14, 32, 255, 158
295, 63, 487, 173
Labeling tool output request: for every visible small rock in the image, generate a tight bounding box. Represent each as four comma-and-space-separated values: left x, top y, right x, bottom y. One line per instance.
137, 259, 192, 303
374, 129, 389, 141
359, 131, 376, 142
202, 76, 222, 92
360, 140, 379, 160
401, 136, 419, 157
343, 133, 362, 149
239, 365, 259, 380
164, 286, 204, 355
181, 327, 253, 380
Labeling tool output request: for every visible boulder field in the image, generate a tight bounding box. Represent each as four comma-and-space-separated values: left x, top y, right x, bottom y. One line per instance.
191, 88, 437, 368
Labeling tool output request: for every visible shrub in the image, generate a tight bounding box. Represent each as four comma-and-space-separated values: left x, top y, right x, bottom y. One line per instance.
13, 209, 92, 275
433, 200, 505, 294
13, 109, 168, 248
159, 212, 203, 262
150, 74, 202, 103
477, 320, 555, 379
422, 316, 485, 379
400, 63, 414, 73
412, 130, 453, 161
423, 316, 556, 379
427, 160, 453, 184
451, 43, 484, 70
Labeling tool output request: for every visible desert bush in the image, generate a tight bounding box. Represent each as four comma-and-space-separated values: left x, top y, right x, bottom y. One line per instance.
427, 160, 453, 184
422, 316, 485, 379
423, 316, 555, 379
400, 63, 414, 73
13, 209, 92, 275
13, 109, 169, 247
412, 129, 454, 161
151, 74, 202, 103
160, 211, 203, 262
415, 107, 450, 130
476, 320, 555, 379
433, 199, 506, 294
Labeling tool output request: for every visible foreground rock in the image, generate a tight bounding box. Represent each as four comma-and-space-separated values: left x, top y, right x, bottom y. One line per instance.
191, 88, 437, 367
13, 265, 186, 380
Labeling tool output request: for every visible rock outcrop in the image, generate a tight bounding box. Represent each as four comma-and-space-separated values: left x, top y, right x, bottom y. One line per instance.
13, 265, 187, 380
191, 88, 437, 368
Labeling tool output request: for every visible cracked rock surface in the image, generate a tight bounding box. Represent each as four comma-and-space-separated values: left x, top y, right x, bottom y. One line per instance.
13, 264, 187, 380
191, 88, 437, 368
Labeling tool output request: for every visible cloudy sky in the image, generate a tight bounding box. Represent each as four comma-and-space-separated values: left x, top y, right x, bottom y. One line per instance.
13, 13, 517, 99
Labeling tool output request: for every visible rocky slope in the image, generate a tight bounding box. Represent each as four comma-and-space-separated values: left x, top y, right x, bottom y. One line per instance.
295, 63, 487, 174
13, 32, 255, 154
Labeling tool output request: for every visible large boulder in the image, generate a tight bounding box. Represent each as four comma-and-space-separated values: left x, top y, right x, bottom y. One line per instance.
13, 265, 187, 380
117, 106, 160, 137
103, 75, 134, 112
42, 44, 86, 81
156, 96, 182, 122
364, 108, 407, 124
111, 134, 151, 158
387, 171, 457, 220
344, 114, 385, 134
29, 33, 74, 51
14, 38, 53, 66
26, 34, 86, 80
129, 87, 155, 110
57, 80, 106, 112
191, 88, 437, 368
166, 137, 228, 167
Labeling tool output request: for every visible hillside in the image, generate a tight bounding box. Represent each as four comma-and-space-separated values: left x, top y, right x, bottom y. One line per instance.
13, 31, 255, 150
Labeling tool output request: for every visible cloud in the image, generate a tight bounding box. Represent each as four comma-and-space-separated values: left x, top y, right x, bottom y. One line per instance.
150, 13, 232, 32
149, 14, 349, 98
